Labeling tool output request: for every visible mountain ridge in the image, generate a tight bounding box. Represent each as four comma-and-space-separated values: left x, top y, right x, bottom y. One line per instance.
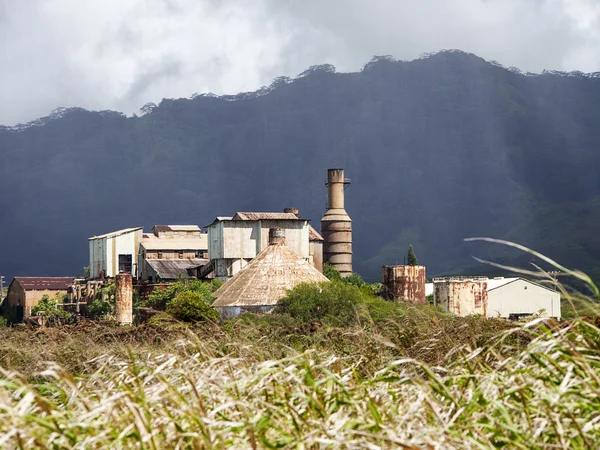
1, 50, 599, 282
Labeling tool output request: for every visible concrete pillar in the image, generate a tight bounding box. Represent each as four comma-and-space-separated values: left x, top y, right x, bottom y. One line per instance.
115, 273, 133, 325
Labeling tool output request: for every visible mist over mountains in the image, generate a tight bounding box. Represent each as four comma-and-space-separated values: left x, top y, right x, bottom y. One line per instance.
1, 50, 600, 282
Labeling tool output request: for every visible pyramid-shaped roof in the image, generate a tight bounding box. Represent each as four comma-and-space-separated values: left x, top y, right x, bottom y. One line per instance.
212, 238, 329, 308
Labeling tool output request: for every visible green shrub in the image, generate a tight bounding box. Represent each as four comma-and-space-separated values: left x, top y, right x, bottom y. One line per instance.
88, 297, 113, 319
166, 291, 220, 323
323, 263, 342, 281
279, 281, 371, 326
145, 280, 215, 310
31, 295, 72, 324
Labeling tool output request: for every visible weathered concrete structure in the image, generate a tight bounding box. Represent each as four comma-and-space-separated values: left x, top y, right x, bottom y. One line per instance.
284, 208, 324, 273
89, 227, 143, 279
212, 228, 329, 318
382, 265, 427, 304
434, 277, 561, 319
207, 212, 311, 281
5, 277, 75, 319
321, 169, 352, 276
115, 273, 133, 325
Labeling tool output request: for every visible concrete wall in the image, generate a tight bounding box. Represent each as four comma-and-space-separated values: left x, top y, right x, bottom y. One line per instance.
487, 279, 560, 319
310, 241, 323, 273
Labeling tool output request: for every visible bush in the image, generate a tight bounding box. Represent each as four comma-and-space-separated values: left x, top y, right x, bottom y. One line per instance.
279, 281, 371, 326
31, 295, 72, 324
166, 291, 220, 323
88, 297, 113, 319
145, 280, 215, 310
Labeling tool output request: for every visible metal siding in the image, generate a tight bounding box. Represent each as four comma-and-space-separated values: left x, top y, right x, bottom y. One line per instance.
487, 279, 560, 319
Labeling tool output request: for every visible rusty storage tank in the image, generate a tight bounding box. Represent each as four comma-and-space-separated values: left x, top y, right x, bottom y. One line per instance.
321, 169, 352, 277
382, 265, 427, 304
433, 277, 489, 316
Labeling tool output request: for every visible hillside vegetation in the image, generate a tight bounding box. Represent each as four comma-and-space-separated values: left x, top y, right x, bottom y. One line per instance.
2, 50, 600, 281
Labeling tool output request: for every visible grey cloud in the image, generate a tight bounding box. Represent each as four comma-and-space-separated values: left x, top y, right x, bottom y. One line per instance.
1, 0, 600, 125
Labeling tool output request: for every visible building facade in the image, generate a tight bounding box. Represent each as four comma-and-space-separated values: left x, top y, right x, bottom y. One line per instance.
89, 227, 143, 279
5, 277, 75, 319
138, 225, 209, 282
434, 277, 560, 319
207, 212, 311, 281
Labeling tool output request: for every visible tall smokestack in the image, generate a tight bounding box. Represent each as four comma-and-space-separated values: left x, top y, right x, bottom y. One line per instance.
321, 169, 352, 276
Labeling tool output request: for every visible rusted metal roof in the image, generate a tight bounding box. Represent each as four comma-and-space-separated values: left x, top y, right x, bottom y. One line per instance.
212, 243, 329, 308
146, 259, 209, 280
233, 212, 304, 221
308, 225, 324, 242
13, 277, 75, 290
152, 225, 201, 232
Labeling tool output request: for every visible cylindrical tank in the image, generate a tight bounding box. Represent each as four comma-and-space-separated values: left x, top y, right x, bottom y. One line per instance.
115, 273, 133, 325
321, 168, 352, 276
382, 265, 427, 304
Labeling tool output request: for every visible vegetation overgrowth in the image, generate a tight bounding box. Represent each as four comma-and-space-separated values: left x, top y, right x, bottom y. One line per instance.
0, 249, 599, 447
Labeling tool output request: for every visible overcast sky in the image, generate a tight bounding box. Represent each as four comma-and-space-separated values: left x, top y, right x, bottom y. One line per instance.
1, 0, 600, 125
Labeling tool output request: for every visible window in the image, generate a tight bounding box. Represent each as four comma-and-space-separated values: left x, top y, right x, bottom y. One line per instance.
178, 251, 184, 259
118, 254, 132, 274
157, 252, 163, 259
195, 251, 200, 257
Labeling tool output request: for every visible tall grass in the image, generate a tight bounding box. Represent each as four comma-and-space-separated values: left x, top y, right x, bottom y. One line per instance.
0, 318, 598, 448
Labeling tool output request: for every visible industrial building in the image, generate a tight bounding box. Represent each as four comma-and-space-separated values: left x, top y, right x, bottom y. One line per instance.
138, 225, 209, 282
89, 227, 143, 279
5, 277, 75, 319
434, 277, 561, 319
206, 211, 314, 281
212, 228, 329, 318
321, 169, 352, 277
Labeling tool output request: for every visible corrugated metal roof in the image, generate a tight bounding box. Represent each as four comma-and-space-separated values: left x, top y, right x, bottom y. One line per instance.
212, 242, 329, 308
14, 277, 75, 290
89, 227, 142, 240
233, 212, 305, 221
141, 234, 208, 251
146, 259, 209, 280
308, 225, 324, 241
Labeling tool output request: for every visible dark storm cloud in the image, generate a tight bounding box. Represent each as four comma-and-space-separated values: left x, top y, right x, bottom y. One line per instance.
1, 0, 599, 125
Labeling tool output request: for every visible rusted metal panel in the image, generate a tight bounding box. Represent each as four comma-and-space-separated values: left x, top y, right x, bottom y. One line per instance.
233, 212, 302, 221
382, 265, 427, 304
115, 273, 133, 325
433, 278, 488, 316
13, 277, 74, 291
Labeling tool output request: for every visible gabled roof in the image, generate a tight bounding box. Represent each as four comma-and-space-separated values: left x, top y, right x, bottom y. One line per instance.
212, 243, 328, 308
89, 227, 142, 240
146, 259, 209, 280
308, 225, 324, 242
13, 277, 74, 290
486, 277, 558, 293
232, 212, 305, 221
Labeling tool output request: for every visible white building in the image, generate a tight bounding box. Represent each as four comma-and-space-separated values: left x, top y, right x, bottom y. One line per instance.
88, 227, 143, 279
207, 212, 312, 281
434, 277, 561, 319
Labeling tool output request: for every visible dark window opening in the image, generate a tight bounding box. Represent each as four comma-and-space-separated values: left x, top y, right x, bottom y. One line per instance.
118, 254, 132, 274
178, 251, 184, 259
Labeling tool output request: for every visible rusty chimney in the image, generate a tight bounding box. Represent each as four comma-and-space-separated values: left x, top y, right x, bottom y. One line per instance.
321, 169, 352, 276
269, 227, 286, 245
115, 273, 133, 325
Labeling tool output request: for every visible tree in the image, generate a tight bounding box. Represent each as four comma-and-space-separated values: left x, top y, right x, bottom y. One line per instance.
407, 245, 418, 266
